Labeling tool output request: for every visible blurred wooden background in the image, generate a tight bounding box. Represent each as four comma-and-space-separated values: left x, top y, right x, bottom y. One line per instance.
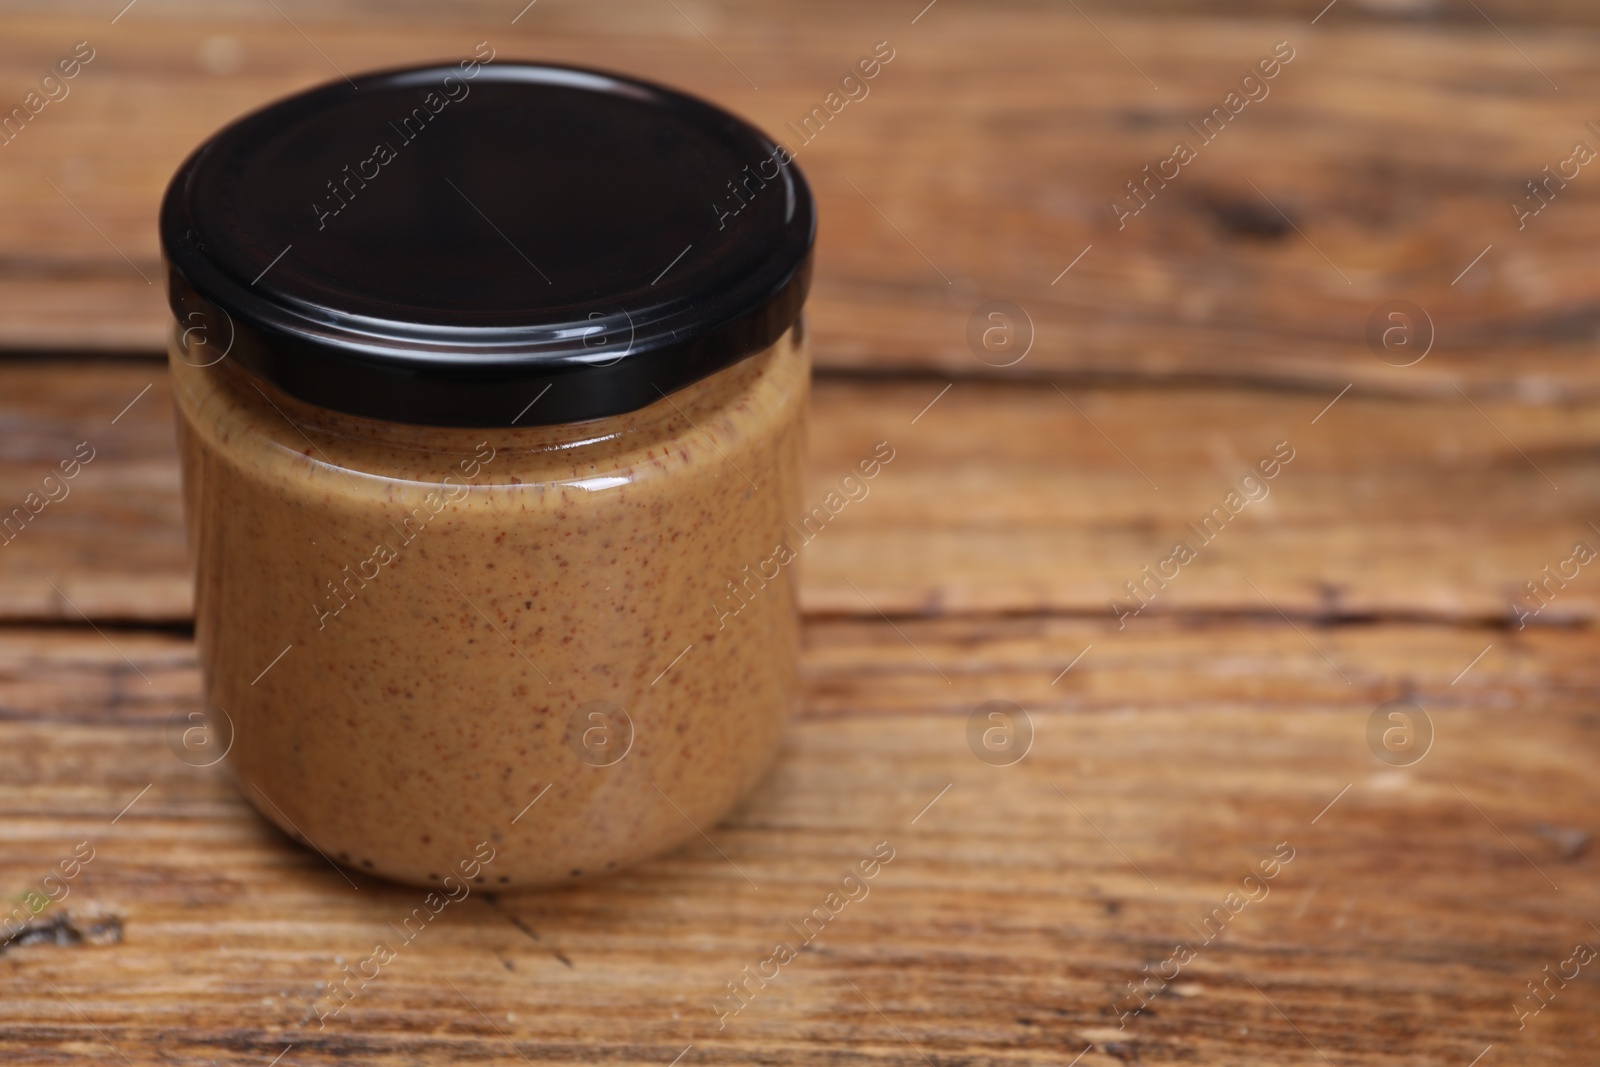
1, 1, 1597, 1064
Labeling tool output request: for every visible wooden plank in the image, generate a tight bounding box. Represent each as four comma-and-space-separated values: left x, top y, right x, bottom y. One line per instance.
0, 619, 1594, 1065
0, 360, 182, 620
0, 9, 1597, 396
4, 360, 1597, 625
804, 374, 1600, 623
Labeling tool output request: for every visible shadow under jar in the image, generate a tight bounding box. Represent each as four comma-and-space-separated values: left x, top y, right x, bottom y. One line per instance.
160, 59, 815, 888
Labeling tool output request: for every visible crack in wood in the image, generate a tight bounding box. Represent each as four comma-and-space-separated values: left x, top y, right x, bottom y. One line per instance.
0, 911, 123, 957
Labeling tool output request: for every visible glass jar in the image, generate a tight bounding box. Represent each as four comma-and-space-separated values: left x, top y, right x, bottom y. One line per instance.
160, 60, 814, 888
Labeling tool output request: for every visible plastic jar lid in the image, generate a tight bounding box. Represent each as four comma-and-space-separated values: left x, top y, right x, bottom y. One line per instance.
160, 60, 815, 427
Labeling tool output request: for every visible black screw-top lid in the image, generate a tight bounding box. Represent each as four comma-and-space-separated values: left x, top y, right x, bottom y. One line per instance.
160, 60, 815, 427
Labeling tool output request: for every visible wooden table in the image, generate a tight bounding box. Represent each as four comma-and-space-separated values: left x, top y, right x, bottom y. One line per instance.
2, 2, 1596, 1063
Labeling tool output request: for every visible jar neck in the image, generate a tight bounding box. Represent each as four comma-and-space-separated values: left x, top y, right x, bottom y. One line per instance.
195, 327, 794, 457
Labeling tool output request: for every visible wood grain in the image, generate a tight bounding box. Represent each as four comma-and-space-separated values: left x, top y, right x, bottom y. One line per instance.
0, 7, 1597, 396
3, 360, 1595, 626
0, 360, 181, 621
1, 619, 1594, 1066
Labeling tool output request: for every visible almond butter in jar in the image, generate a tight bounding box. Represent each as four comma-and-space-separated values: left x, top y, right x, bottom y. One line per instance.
159, 60, 815, 888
